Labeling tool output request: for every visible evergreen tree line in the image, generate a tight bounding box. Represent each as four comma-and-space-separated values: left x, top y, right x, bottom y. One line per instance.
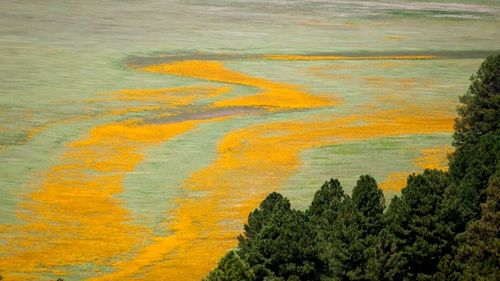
204, 55, 500, 281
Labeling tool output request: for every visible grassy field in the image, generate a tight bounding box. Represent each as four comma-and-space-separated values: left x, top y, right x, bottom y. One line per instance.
1, 1, 499, 280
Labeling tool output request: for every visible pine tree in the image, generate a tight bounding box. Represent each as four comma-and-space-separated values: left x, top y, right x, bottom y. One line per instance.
204, 251, 255, 281
307, 179, 346, 222
352, 175, 385, 234
453, 55, 500, 148
385, 170, 453, 280
317, 197, 366, 280
456, 170, 500, 281
238, 192, 292, 254
249, 210, 320, 281
448, 54, 500, 219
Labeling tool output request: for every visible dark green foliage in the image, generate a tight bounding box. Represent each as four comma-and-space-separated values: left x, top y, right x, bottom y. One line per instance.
247, 210, 320, 281
238, 192, 292, 254
363, 227, 406, 281
431, 55, 500, 281
447, 55, 500, 230
317, 198, 367, 280
384, 170, 454, 280
316, 176, 386, 281
453, 55, 500, 148
204, 56, 500, 281
449, 133, 500, 210
456, 169, 500, 281
352, 175, 385, 234
307, 179, 346, 222
450, 133, 500, 183
237, 192, 321, 281
204, 251, 255, 281
352, 175, 384, 219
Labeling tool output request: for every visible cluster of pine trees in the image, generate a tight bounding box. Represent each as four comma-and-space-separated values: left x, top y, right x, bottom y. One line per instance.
204, 55, 499, 281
